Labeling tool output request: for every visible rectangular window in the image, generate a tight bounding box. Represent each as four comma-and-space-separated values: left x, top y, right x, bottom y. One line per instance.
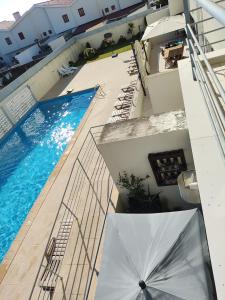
62, 14, 69, 23
105, 7, 109, 13
5, 37, 12, 45
18, 32, 25, 40
111, 5, 116, 10
43, 32, 47, 36
78, 8, 85, 17
48, 29, 52, 34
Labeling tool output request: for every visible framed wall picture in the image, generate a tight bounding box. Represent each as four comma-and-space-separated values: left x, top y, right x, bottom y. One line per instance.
148, 149, 187, 186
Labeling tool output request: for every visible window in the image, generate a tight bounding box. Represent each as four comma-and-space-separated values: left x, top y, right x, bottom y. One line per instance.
105, 7, 109, 13
62, 14, 69, 23
111, 5, 116, 10
78, 8, 85, 17
5, 37, 12, 45
43, 32, 47, 37
48, 29, 52, 34
18, 32, 25, 40
148, 149, 187, 186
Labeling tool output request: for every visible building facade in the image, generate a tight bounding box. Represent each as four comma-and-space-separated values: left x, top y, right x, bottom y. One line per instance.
0, 0, 143, 66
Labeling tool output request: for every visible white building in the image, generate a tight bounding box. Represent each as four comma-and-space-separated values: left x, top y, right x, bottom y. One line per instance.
0, 0, 144, 66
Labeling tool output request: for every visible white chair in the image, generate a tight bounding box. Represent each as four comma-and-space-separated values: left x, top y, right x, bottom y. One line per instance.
57, 67, 74, 77
62, 64, 78, 72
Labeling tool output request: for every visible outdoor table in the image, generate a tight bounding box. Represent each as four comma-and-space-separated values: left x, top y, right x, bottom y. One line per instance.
164, 44, 184, 59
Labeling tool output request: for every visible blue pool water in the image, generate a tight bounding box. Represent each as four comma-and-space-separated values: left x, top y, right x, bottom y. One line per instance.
0, 88, 96, 262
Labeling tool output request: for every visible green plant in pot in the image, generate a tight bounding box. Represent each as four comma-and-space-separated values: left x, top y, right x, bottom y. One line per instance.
127, 23, 135, 39
118, 171, 161, 213
83, 47, 97, 60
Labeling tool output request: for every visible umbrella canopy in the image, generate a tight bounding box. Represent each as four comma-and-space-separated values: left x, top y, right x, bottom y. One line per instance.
141, 15, 185, 41
95, 209, 213, 300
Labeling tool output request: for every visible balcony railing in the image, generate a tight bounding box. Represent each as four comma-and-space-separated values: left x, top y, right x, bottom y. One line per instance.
184, 0, 225, 156
29, 126, 116, 300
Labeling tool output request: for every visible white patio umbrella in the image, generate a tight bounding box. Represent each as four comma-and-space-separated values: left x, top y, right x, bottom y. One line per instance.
94, 209, 213, 300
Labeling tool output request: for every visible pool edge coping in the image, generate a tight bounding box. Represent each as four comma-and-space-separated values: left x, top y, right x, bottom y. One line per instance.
0, 87, 99, 284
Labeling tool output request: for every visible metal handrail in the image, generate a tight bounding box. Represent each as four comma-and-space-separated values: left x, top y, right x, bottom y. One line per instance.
195, 0, 225, 27
190, 0, 225, 13
184, 0, 225, 155
186, 24, 225, 108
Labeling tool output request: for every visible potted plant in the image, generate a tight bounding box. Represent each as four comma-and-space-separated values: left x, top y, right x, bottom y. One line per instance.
118, 171, 161, 213
83, 47, 97, 60
127, 23, 135, 39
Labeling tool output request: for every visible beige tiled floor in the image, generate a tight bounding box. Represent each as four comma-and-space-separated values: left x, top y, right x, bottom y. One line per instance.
149, 40, 189, 74
0, 50, 136, 300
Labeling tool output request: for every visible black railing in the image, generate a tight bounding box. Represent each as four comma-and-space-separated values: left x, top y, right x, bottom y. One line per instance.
29, 125, 116, 300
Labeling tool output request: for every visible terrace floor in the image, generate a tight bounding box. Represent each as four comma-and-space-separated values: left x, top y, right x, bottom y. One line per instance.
0, 50, 136, 299
149, 40, 189, 74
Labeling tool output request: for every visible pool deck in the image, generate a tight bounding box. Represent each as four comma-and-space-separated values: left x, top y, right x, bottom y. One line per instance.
0, 50, 136, 299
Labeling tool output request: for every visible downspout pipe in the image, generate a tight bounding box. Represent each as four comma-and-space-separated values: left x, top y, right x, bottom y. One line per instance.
195, 0, 225, 27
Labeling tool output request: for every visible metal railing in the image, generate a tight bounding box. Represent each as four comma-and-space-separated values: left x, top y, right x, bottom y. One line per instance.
29, 125, 116, 300
184, 0, 225, 155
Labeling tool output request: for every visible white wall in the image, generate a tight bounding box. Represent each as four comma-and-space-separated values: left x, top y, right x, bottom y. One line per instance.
146, 69, 184, 114
98, 127, 194, 209
73, 0, 102, 25
48, 36, 66, 51
29, 7, 55, 38
11, 16, 38, 50
45, 6, 77, 34
168, 0, 184, 16
146, 7, 169, 25
0, 31, 19, 57
80, 17, 145, 48
97, 0, 120, 14
0, 7, 54, 60
15, 44, 40, 65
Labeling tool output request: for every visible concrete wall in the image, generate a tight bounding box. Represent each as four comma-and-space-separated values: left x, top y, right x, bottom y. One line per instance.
130, 82, 144, 118
149, 30, 178, 44
189, 0, 225, 51
98, 128, 194, 209
15, 45, 40, 65
80, 16, 146, 49
168, 0, 184, 16
146, 7, 169, 25
146, 69, 184, 114
48, 36, 66, 51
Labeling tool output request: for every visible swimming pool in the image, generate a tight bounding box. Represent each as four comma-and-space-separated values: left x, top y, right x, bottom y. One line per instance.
0, 88, 96, 262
